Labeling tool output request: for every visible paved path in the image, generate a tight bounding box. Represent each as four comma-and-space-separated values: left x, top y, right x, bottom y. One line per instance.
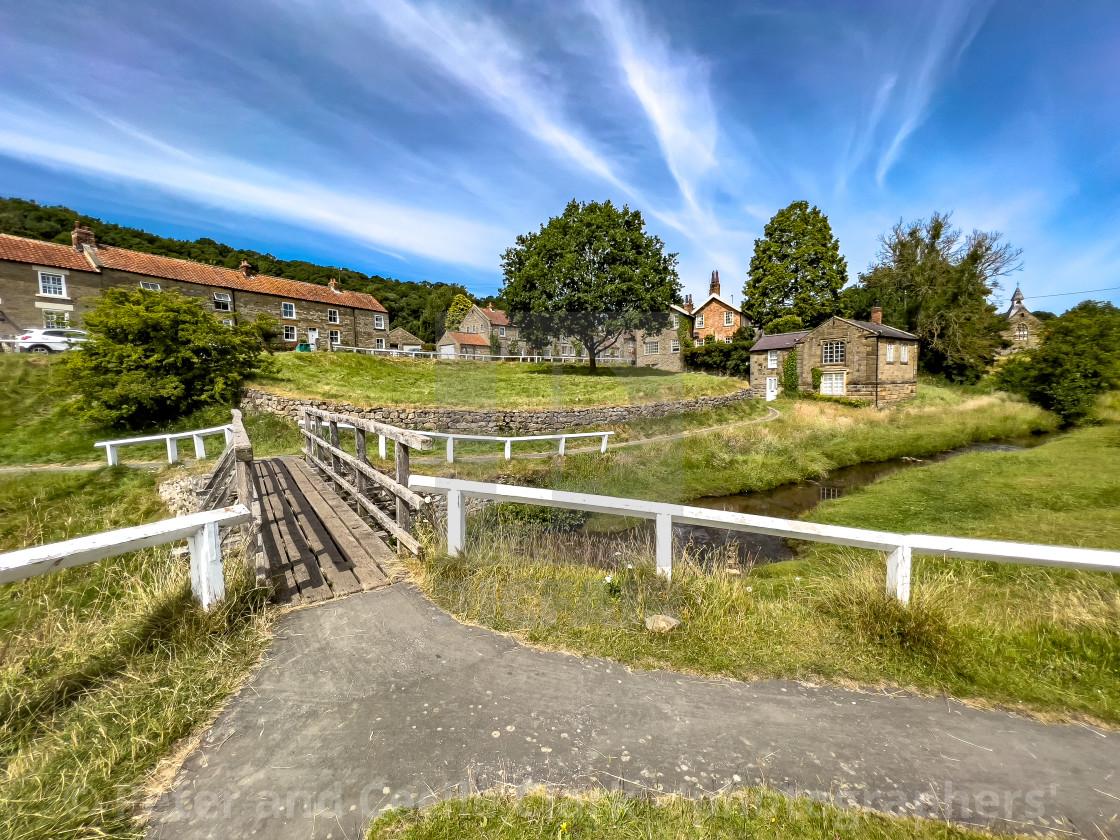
412, 406, 782, 465
147, 586, 1120, 840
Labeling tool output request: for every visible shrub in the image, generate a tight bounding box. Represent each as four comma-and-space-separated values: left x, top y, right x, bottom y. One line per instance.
59, 289, 273, 428
683, 326, 754, 377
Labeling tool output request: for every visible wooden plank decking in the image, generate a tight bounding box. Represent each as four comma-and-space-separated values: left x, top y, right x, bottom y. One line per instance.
255, 456, 399, 606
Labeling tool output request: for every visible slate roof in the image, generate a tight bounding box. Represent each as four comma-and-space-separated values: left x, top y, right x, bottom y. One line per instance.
441, 331, 491, 347
751, 331, 810, 351
0, 233, 388, 313
840, 318, 918, 340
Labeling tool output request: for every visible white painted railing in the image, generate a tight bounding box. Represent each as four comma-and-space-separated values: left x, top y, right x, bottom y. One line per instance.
0, 505, 251, 609
95, 424, 234, 466
407, 476, 1120, 604
301, 420, 612, 462
333, 344, 543, 362
423, 431, 614, 463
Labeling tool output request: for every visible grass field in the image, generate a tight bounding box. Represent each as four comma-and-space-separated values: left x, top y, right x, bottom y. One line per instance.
0, 469, 273, 838
368, 789, 992, 840
410, 418, 1120, 724
251, 352, 744, 409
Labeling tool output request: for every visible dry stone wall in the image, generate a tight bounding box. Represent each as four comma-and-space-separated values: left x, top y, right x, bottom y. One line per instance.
242, 386, 753, 433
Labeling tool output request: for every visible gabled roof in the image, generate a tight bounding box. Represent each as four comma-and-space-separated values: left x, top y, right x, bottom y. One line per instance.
669, 303, 693, 317
440, 331, 491, 347
1004, 287, 1030, 319
693, 293, 742, 315
837, 317, 918, 340
476, 305, 510, 326
0, 232, 388, 313
388, 326, 423, 345
0, 234, 99, 272
751, 331, 810, 351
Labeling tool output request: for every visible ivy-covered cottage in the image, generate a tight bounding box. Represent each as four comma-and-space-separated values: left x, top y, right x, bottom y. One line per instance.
750, 308, 919, 405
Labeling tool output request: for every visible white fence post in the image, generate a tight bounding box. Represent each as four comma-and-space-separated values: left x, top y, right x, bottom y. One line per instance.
106, 444, 119, 466
446, 437, 455, 464
379, 434, 387, 460
447, 488, 465, 556
166, 437, 179, 464
504, 439, 512, 460
193, 434, 206, 459
600, 434, 610, 454
223, 426, 234, 446
187, 520, 225, 609
558, 436, 566, 456
886, 544, 912, 604
655, 513, 673, 579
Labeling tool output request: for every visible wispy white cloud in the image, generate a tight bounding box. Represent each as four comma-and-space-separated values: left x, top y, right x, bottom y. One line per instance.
585, 0, 718, 211
875, 0, 993, 184
0, 112, 508, 269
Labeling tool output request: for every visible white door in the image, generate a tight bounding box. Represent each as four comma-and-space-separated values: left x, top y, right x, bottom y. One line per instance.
765, 376, 779, 401
307, 328, 318, 348
440, 344, 455, 359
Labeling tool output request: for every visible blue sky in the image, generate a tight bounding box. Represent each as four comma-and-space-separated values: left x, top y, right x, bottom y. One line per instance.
1, 0, 1118, 312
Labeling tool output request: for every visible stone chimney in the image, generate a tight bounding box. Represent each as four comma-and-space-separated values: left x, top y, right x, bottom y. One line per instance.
328, 278, 340, 293
684, 294, 693, 312
239, 260, 254, 278
71, 221, 96, 251
709, 270, 720, 296
871, 306, 882, 325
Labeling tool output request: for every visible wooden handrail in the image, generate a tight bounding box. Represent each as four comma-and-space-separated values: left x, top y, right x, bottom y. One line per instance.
297, 428, 428, 510
303, 406, 433, 451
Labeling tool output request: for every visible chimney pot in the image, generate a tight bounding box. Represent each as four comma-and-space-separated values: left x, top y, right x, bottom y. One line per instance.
328, 277, 340, 292
71, 221, 97, 251
709, 270, 720, 297
239, 260, 254, 278
871, 306, 883, 325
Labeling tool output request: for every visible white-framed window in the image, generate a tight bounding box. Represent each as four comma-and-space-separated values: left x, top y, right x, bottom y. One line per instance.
281, 302, 296, 319
221, 318, 234, 327
671, 314, 679, 329
696, 336, 705, 346
140, 281, 162, 292
499, 326, 506, 337
901, 344, 910, 364
329, 329, 341, 345
724, 311, 734, 326
375, 314, 386, 330
328, 308, 339, 324
724, 336, 732, 344
213, 292, 232, 312
375, 338, 385, 350
283, 325, 297, 342
822, 340, 846, 364
696, 314, 705, 328
43, 310, 69, 328
820, 371, 845, 395
38, 271, 67, 298
1015, 324, 1028, 340
767, 350, 778, 369
643, 340, 660, 355
670, 340, 680, 353
886, 343, 895, 363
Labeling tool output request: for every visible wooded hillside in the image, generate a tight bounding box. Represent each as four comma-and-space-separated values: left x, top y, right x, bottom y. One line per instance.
0, 196, 481, 342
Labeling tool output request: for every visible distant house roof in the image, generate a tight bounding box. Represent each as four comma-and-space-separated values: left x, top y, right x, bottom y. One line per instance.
439, 331, 491, 347
0, 232, 388, 313
838, 317, 918, 340
477, 305, 510, 326
669, 303, 693, 318
388, 326, 423, 345
0, 234, 99, 272
693, 293, 742, 315
751, 331, 810, 351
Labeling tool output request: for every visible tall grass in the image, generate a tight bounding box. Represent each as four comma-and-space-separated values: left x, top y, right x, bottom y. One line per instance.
0, 470, 273, 838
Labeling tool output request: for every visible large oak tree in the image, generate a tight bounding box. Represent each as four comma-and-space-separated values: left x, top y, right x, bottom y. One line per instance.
500, 200, 681, 373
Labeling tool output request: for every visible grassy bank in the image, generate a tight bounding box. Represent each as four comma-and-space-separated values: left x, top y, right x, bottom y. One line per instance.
0, 469, 273, 838
0, 354, 300, 465
432, 383, 1058, 502
369, 789, 992, 840
411, 421, 1120, 723
251, 352, 743, 409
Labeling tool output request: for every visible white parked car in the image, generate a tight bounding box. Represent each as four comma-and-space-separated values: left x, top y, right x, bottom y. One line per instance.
17, 328, 89, 353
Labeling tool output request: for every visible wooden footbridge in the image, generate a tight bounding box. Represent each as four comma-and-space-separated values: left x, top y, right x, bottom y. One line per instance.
201, 408, 435, 607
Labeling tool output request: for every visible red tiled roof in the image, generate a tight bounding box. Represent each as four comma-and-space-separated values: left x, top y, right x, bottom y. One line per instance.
442, 331, 491, 347
0, 233, 387, 313
480, 305, 510, 326
0, 234, 100, 272
94, 246, 387, 312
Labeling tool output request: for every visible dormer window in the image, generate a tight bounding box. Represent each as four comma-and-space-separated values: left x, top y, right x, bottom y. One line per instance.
213, 292, 232, 312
